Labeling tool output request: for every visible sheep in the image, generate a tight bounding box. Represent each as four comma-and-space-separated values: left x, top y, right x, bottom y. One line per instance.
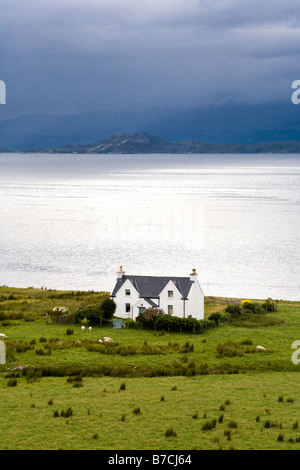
0, 334, 7, 339
52, 307, 69, 314
98, 339, 103, 343
88, 327, 92, 333
103, 337, 113, 343
256, 345, 267, 352
81, 326, 85, 332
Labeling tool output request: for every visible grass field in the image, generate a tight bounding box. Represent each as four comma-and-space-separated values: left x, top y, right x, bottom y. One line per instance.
0, 286, 300, 450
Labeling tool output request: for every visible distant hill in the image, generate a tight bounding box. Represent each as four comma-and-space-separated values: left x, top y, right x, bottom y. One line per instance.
22, 131, 300, 154
2, 101, 300, 151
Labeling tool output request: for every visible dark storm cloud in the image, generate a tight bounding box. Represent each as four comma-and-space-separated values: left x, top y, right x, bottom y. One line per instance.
1, 0, 300, 116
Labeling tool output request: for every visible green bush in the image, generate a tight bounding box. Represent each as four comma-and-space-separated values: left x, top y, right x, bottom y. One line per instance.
7, 378, 17, 387
262, 300, 276, 312
136, 308, 165, 329
165, 428, 177, 438
216, 340, 244, 358
202, 419, 217, 431
74, 298, 116, 325
228, 420, 238, 429
208, 312, 221, 326
225, 304, 242, 319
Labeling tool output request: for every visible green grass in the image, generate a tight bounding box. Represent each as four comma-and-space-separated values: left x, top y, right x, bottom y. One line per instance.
1, 373, 300, 450
0, 286, 300, 449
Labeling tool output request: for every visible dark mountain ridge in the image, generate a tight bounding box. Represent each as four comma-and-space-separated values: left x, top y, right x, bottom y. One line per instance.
21, 131, 300, 154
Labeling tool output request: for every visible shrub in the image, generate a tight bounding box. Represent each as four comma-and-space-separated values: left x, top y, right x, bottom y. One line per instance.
73, 382, 83, 388
101, 299, 117, 322
262, 300, 276, 312
228, 420, 238, 429
137, 308, 165, 329
216, 340, 244, 358
36, 348, 51, 356
241, 338, 253, 345
165, 428, 177, 438
225, 304, 242, 319
202, 419, 216, 431
15, 342, 34, 353
61, 407, 73, 418
264, 420, 280, 429
242, 300, 253, 310
208, 312, 221, 326
7, 378, 17, 387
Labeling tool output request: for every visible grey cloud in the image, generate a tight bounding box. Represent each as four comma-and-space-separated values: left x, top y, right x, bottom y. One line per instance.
1, 0, 300, 117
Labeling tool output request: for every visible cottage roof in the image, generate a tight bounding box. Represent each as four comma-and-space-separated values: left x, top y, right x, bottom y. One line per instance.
111, 275, 194, 300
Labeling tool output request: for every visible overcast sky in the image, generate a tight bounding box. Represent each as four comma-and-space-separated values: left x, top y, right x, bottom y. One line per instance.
1, 0, 300, 117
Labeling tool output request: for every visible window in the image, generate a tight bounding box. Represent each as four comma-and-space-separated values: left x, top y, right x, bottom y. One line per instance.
168, 290, 173, 298
125, 303, 131, 313
168, 305, 173, 315
139, 307, 146, 314
125, 289, 131, 296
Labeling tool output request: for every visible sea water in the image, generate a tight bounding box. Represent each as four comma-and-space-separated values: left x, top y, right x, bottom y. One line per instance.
0, 153, 299, 300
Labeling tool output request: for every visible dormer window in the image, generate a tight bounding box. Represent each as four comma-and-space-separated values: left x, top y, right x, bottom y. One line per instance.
168, 290, 173, 298
125, 289, 131, 296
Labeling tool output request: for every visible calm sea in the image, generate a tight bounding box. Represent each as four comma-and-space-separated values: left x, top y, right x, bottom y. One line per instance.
0, 153, 299, 301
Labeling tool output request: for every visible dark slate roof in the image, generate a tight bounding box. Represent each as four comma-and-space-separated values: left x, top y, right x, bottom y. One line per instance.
143, 298, 159, 308
111, 275, 194, 299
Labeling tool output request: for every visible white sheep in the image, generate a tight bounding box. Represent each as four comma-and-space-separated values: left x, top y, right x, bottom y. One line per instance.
103, 337, 113, 343
52, 307, 69, 314
81, 326, 85, 332
0, 334, 7, 339
98, 339, 103, 343
88, 327, 92, 332
256, 345, 267, 352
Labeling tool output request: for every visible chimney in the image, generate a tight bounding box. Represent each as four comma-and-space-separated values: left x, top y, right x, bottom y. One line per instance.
190, 268, 198, 282
117, 265, 125, 279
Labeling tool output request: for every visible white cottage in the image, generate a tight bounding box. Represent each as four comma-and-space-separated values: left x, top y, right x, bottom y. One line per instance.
110, 266, 204, 321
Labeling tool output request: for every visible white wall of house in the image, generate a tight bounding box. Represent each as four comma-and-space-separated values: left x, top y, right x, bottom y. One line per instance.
159, 280, 185, 317
114, 279, 140, 320
184, 281, 204, 320
114, 279, 155, 320
112, 270, 205, 321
